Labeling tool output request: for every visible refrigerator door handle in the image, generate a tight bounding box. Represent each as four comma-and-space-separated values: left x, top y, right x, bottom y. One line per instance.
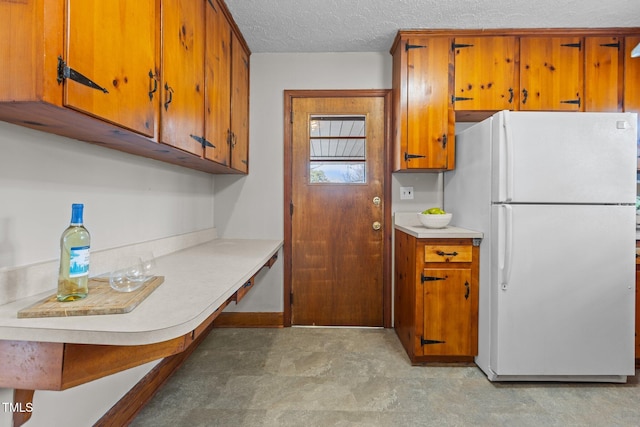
500, 204, 514, 290
502, 110, 514, 202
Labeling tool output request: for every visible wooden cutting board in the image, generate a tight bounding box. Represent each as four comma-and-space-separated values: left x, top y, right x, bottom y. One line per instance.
17, 276, 164, 318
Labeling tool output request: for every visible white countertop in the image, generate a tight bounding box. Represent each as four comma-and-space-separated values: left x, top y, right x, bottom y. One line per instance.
394, 212, 484, 239
0, 238, 282, 346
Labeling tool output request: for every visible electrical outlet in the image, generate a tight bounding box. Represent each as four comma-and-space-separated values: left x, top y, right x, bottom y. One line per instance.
400, 186, 414, 200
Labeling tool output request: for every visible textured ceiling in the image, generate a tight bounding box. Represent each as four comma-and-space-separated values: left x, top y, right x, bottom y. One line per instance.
223, 0, 640, 53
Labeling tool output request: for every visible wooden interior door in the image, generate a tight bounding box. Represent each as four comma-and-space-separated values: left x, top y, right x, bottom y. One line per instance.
289, 95, 386, 326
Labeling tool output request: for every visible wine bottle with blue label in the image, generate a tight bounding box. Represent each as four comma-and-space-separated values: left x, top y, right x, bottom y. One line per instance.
57, 204, 91, 302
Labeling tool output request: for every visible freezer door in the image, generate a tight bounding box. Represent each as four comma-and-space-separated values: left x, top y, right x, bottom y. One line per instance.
490, 204, 635, 376
491, 111, 637, 204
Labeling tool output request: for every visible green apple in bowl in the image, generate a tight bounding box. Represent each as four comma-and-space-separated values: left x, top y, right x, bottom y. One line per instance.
422, 207, 446, 215
418, 208, 452, 228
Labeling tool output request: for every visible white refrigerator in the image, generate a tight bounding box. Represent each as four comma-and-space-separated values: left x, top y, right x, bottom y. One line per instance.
444, 110, 637, 382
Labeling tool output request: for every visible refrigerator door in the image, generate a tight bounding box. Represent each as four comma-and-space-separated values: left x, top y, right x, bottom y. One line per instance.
490, 203, 635, 378
491, 111, 637, 204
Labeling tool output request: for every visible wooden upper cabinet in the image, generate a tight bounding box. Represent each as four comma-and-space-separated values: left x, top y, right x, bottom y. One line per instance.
584, 36, 623, 112
204, 0, 232, 167
392, 36, 454, 171
160, 0, 205, 156
0, 0, 250, 174
453, 37, 518, 111
624, 36, 640, 114
519, 37, 583, 111
65, 1, 158, 137
230, 32, 250, 173
204, 0, 250, 173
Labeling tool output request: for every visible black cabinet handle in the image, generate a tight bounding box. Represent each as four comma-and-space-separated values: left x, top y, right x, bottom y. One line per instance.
164, 83, 174, 111
436, 251, 458, 257
148, 70, 158, 101
464, 281, 470, 300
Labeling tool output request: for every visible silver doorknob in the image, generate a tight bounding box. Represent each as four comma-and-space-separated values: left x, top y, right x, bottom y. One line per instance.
372, 221, 381, 230
373, 196, 381, 206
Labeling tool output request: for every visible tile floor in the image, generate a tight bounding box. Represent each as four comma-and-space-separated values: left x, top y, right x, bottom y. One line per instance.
131, 327, 640, 427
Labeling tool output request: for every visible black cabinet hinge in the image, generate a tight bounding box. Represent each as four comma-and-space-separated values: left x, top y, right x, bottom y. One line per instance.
452, 96, 474, 103
404, 152, 426, 162
560, 97, 581, 107
290, 201, 294, 216
452, 42, 474, 51
406, 43, 426, 51
561, 42, 582, 50
421, 274, 446, 284
190, 134, 215, 149
421, 336, 445, 345
57, 56, 109, 93
600, 41, 620, 49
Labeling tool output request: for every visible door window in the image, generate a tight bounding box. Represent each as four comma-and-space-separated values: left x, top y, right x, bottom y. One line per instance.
309, 115, 366, 184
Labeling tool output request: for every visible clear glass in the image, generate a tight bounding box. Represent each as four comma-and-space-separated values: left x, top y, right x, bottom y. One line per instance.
109, 257, 145, 292
138, 251, 157, 281
310, 162, 366, 183
109, 252, 156, 293
309, 115, 366, 184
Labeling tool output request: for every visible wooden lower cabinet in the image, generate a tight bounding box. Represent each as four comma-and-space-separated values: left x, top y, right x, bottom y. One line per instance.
394, 230, 479, 364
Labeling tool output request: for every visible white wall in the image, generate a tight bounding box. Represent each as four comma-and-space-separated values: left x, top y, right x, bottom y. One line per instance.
0, 122, 215, 269
0, 121, 215, 427
216, 52, 442, 313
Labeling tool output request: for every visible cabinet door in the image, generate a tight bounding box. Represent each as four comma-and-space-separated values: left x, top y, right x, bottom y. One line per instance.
66, 0, 157, 137
519, 37, 583, 111
160, 0, 205, 155
420, 268, 475, 356
204, 0, 231, 166
404, 37, 453, 170
584, 36, 622, 111
625, 36, 640, 113
453, 37, 517, 111
230, 32, 250, 173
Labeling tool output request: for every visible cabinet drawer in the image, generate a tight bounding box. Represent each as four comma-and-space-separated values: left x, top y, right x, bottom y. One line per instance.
424, 245, 472, 263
